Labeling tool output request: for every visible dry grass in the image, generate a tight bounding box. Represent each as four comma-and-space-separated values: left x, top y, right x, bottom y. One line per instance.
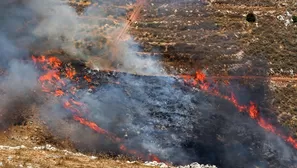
0, 147, 154, 168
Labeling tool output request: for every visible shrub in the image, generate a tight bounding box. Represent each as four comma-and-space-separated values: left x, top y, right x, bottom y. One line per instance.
246, 13, 256, 23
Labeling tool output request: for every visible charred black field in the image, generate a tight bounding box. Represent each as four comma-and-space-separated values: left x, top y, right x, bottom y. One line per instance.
32, 59, 297, 168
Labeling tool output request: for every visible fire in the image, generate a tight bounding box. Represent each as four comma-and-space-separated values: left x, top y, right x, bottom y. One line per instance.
84, 75, 92, 83
32, 55, 46, 64
286, 137, 297, 149
39, 71, 60, 82
182, 70, 297, 150
149, 154, 161, 162
32, 55, 161, 163
48, 57, 62, 69
66, 67, 76, 79
195, 71, 206, 82
35, 55, 297, 162
55, 89, 64, 96
71, 99, 84, 106
120, 144, 126, 151
73, 115, 108, 135
257, 118, 277, 134
248, 102, 258, 119
62, 100, 83, 116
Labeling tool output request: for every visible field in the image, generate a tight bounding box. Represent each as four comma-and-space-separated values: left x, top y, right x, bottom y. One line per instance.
1, 0, 297, 167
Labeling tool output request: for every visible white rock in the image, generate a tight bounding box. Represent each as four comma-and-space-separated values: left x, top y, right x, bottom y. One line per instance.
90, 156, 97, 160
177, 162, 217, 168
290, 69, 294, 76
7, 156, 13, 161
286, 11, 292, 17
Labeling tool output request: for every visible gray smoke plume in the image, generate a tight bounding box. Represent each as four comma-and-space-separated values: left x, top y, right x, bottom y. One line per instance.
1, 0, 162, 72
0, 60, 38, 129
0, 0, 165, 153
0, 1, 38, 128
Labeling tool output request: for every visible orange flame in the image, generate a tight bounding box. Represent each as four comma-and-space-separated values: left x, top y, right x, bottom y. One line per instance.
55, 89, 64, 96
39, 71, 60, 82
195, 71, 206, 82
149, 154, 161, 162
73, 115, 108, 135
71, 99, 84, 106
84, 75, 92, 83
248, 102, 258, 119
48, 57, 62, 69
181, 70, 297, 150
31, 55, 161, 163
66, 67, 76, 79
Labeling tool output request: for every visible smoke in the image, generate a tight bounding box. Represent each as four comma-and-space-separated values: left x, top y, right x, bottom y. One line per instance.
0, 0, 160, 122
27, 0, 80, 55
0, 60, 38, 129
45, 71, 297, 167
116, 38, 165, 75
0, 1, 38, 129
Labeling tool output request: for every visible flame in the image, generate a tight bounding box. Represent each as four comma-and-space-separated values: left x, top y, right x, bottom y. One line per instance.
257, 118, 277, 134
39, 71, 60, 83
195, 71, 206, 82
55, 89, 64, 96
182, 70, 297, 150
66, 67, 76, 79
248, 102, 258, 119
149, 154, 161, 162
48, 57, 62, 69
62, 100, 81, 115
32, 55, 161, 163
71, 99, 84, 106
84, 75, 92, 83
286, 137, 297, 149
73, 115, 108, 135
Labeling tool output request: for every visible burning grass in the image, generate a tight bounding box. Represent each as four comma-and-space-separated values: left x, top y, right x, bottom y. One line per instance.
31, 55, 162, 163
181, 71, 297, 149
28, 55, 297, 167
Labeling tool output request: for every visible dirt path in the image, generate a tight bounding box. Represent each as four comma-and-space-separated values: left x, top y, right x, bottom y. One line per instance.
116, 0, 146, 42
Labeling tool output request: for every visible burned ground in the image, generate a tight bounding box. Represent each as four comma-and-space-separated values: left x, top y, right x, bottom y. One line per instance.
67, 69, 297, 168
129, 0, 297, 136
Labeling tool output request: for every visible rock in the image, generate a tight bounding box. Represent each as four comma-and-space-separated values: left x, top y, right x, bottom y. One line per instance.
290, 69, 294, 76
177, 162, 217, 168
144, 161, 168, 167
7, 156, 13, 161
